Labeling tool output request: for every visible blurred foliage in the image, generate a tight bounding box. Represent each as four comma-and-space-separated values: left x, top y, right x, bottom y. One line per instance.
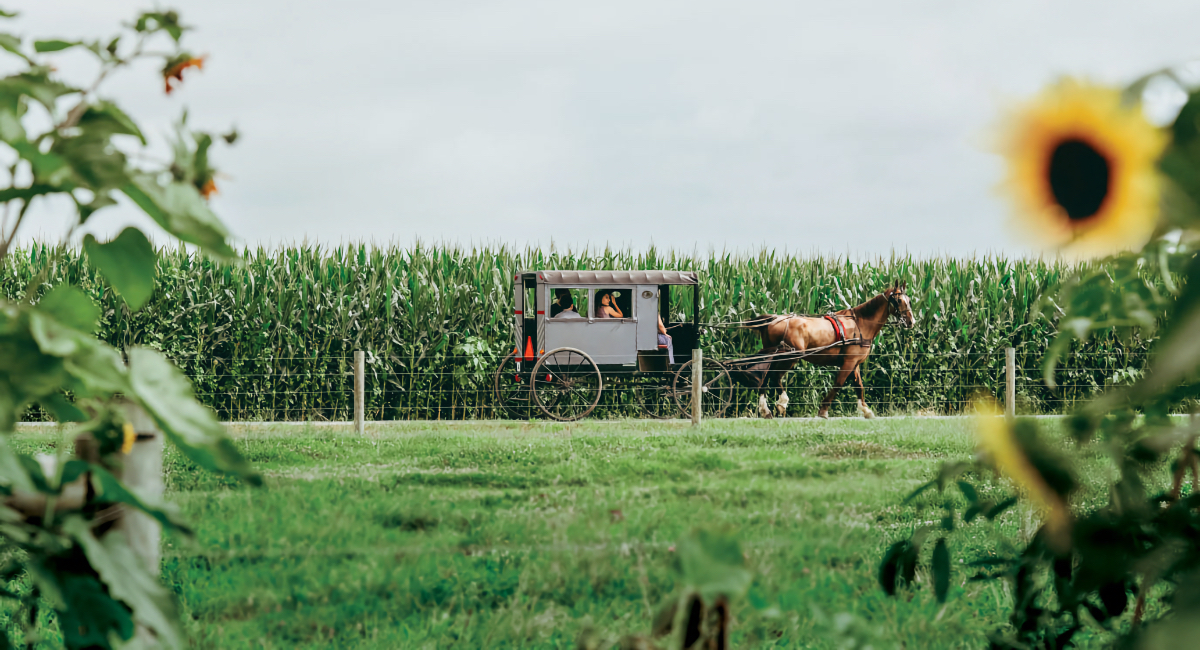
0, 7, 255, 648
577, 529, 760, 650
879, 69, 1200, 648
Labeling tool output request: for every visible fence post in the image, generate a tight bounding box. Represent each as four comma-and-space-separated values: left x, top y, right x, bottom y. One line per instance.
354, 350, 365, 434
692, 348, 703, 426
115, 402, 165, 644
115, 402, 164, 575
1005, 347, 1016, 420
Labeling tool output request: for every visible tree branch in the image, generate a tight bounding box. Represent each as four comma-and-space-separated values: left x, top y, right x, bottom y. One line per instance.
0, 198, 32, 263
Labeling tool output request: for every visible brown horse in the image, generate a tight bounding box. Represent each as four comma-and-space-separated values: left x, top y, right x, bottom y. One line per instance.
734, 281, 915, 419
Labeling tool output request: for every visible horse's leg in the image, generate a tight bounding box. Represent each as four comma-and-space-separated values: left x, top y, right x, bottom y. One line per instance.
853, 364, 874, 419
754, 365, 772, 418
817, 363, 855, 419
775, 362, 792, 417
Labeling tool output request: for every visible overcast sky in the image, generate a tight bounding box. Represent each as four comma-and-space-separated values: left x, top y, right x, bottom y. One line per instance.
9, 1, 1200, 257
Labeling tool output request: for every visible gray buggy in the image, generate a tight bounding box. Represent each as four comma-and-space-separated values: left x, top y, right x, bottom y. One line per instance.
493, 270, 732, 421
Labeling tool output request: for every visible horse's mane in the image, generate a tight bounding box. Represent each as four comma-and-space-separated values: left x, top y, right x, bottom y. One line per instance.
845, 292, 888, 316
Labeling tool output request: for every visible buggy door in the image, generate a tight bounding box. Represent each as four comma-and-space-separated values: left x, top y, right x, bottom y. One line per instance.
636, 285, 660, 351
543, 285, 638, 365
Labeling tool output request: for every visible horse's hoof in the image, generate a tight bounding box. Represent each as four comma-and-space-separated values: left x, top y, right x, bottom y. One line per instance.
817, 411, 829, 420
862, 410, 876, 420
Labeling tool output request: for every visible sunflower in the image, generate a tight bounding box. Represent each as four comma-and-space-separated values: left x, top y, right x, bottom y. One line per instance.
975, 398, 1071, 553
998, 78, 1166, 258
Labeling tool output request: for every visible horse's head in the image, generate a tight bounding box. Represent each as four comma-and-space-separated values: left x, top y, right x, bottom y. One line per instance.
885, 281, 915, 329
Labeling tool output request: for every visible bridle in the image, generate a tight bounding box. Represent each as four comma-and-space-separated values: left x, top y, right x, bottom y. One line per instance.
885, 291, 914, 325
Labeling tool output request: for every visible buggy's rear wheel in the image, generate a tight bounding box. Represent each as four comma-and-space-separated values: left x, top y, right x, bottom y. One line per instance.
673, 357, 733, 418
493, 351, 534, 419
531, 347, 602, 422
631, 371, 679, 419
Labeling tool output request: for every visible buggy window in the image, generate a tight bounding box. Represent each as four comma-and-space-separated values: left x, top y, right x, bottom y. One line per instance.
549, 287, 587, 318
594, 288, 632, 318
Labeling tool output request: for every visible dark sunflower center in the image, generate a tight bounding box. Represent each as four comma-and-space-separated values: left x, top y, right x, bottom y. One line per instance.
1047, 139, 1110, 221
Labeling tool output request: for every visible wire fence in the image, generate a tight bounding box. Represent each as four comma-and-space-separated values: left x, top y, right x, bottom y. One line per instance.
17, 348, 1158, 423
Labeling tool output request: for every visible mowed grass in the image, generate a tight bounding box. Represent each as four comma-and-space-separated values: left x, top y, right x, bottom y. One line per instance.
10, 418, 1138, 648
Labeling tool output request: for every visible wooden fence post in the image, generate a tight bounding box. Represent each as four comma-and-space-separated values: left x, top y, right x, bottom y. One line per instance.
116, 402, 164, 575
354, 350, 365, 434
1005, 347, 1016, 420
692, 348, 703, 426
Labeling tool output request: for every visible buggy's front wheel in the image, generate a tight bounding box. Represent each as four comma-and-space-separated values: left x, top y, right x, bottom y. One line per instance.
531, 347, 602, 422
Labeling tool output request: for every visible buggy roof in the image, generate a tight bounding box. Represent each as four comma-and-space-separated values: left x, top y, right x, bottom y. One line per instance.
528, 270, 698, 286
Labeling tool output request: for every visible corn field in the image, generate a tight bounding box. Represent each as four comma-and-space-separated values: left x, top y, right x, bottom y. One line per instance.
2, 243, 1160, 421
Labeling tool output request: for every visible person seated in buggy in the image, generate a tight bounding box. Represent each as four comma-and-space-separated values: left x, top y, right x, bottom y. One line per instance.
595, 289, 624, 318
657, 315, 674, 364
551, 288, 582, 318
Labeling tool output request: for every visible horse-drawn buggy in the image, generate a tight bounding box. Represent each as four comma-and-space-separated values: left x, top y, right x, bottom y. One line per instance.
492, 270, 736, 421
492, 269, 915, 421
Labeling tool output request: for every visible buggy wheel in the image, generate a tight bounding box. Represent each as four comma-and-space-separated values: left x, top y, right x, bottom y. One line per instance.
531, 347, 602, 422
673, 358, 733, 418
493, 351, 534, 419
631, 372, 679, 419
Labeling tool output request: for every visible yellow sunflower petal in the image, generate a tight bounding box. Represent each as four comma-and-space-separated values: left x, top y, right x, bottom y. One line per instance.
975, 398, 1071, 552
121, 422, 136, 455
997, 78, 1167, 259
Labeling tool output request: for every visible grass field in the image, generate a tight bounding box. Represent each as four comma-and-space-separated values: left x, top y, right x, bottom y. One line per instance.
10, 417, 1147, 648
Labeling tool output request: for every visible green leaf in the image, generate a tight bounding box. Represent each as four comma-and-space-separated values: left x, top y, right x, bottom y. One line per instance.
122, 174, 236, 260
83, 228, 157, 311
56, 572, 135, 648
902, 479, 937, 504
134, 11, 186, 42
675, 529, 752, 600
78, 100, 145, 144
58, 458, 88, 486
0, 184, 60, 204
88, 464, 191, 534
63, 516, 181, 647
61, 341, 130, 395
957, 480, 978, 504
0, 105, 24, 142
29, 311, 93, 357
125, 347, 259, 484
878, 539, 912, 596
10, 141, 72, 186
51, 131, 131, 190
38, 392, 86, 423
0, 33, 23, 59
76, 191, 117, 223
0, 71, 76, 110
17, 455, 51, 493
932, 538, 951, 603
0, 436, 34, 494
35, 284, 99, 332
33, 39, 78, 53
985, 497, 1018, 521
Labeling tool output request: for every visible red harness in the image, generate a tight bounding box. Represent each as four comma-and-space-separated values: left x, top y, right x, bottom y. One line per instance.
823, 314, 846, 343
